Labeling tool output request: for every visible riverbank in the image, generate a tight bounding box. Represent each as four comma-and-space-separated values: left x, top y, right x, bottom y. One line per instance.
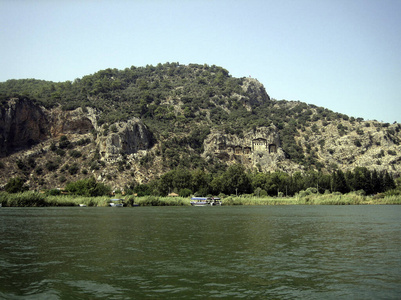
0, 191, 400, 207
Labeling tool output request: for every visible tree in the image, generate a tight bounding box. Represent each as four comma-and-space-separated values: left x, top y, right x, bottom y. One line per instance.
191, 169, 211, 195
134, 184, 152, 196
251, 172, 272, 193
172, 168, 192, 191
159, 170, 175, 195
220, 164, 251, 195
210, 175, 224, 196
179, 188, 192, 197
5, 177, 28, 193
371, 169, 382, 194
65, 177, 111, 197
383, 171, 396, 191
269, 172, 289, 196
332, 170, 349, 194
351, 167, 371, 193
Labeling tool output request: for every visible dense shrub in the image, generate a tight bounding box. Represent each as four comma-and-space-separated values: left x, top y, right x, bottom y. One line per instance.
4, 177, 28, 193
65, 177, 111, 197
58, 136, 71, 149
69, 150, 82, 158
46, 160, 59, 171
179, 188, 192, 197
1, 192, 47, 207
68, 163, 80, 175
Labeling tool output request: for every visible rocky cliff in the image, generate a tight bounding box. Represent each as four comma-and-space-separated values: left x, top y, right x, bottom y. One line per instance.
0, 98, 48, 157
294, 119, 401, 174
0, 97, 156, 190
49, 107, 95, 137
97, 118, 155, 160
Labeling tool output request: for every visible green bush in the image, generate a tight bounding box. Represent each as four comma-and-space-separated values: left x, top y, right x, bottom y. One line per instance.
125, 196, 138, 207
65, 177, 111, 197
5, 177, 28, 193
179, 188, 192, 197
139, 196, 163, 206
47, 189, 61, 196
385, 189, 401, 196
16, 159, 29, 171
388, 150, 396, 156
35, 167, 43, 175
59, 136, 71, 149
68, 163, 80, 175
137, 196, 185, 206
2, 192, 47, 207
70, 150, 82, 158
56, 148, 66, 156
46, 160, 59, 171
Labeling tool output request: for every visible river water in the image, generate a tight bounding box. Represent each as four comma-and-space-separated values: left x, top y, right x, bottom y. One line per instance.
0, 205, 400, 299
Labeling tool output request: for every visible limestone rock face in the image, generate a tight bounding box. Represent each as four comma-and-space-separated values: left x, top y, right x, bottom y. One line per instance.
0, 98, 49, 157
298, 121, 401, 174
49, 107, 95, 137
203, 126, 291, 172
241, 78, 270, 109
98, 118, 154, 159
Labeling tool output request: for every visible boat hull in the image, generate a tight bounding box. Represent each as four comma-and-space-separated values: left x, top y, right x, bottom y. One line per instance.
190, 201, 209, 206
190, 200, 222, 206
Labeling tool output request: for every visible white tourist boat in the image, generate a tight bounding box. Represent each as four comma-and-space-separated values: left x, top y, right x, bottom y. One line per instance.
109, 198, 124, 207
190, 197, 222, 206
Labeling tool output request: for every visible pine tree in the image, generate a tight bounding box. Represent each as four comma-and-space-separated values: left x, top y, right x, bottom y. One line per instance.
332, 170, 349, 193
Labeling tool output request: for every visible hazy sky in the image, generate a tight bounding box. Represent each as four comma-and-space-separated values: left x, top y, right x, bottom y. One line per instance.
1, 0, 400, 123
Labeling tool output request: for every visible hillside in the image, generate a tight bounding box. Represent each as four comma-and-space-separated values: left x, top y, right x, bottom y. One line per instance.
0, 63, 400, 194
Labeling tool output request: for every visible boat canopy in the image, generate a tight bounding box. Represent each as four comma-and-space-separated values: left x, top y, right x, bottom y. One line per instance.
110, 198, 124, 201
191, 197, 207, 200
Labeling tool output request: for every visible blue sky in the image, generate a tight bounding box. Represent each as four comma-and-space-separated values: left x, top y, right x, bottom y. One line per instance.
1, 0, 400, 123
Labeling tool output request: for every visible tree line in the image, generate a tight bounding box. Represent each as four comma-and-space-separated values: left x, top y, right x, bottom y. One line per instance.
129, 165, 397, 197
3, 165, 398, 197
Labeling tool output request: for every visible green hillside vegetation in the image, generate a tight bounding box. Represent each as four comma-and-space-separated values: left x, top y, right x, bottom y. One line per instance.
1, 63, 400, 196
1, 62, 379, 169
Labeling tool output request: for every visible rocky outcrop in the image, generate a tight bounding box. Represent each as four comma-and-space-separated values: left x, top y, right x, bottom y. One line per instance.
240, 78, 270, 109
295, 120, 401, 174
0, 98, 49, 157
49, 107, 95, 137
97, 118, 155, 160
0, 97, 155, 161
0, 98, 100, 157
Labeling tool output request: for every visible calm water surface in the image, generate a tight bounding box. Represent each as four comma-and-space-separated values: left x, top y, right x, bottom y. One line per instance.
0, 205, 400, 299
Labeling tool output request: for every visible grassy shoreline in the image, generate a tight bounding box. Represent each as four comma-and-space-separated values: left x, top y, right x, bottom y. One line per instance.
1, 191, 400, 207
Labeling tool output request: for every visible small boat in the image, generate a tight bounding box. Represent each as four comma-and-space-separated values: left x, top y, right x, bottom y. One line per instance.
79, 204, 87, 207
109, 198, 124, 207
190, 197, 222, 206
